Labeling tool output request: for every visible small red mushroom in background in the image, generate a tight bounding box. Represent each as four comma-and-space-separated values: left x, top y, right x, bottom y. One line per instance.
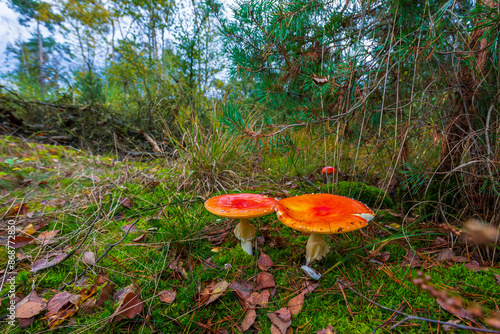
321, 166, 337, 183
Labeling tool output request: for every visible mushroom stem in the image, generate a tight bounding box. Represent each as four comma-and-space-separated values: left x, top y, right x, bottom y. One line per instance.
234, 218, 256, 255
326, 174, 332, 184
305, 233, 331, 265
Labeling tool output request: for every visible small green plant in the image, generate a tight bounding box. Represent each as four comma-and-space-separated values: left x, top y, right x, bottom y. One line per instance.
166, 118, 249, 192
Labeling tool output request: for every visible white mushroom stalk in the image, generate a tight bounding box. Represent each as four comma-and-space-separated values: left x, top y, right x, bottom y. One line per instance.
305, 233, 331, 265
234, 218, 256, 255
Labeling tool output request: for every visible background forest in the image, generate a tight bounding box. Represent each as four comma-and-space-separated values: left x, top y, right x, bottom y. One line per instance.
2, 0, 499, 223
1, 0, 500, 333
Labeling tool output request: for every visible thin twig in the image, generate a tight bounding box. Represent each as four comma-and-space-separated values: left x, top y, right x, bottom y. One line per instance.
33, 217, 100, 274
59, 218, 141, 291
335, 279, 500, 334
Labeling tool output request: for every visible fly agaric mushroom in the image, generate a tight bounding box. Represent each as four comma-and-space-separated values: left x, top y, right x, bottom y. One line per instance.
321, 166, 337, 184
275, 194, 374, 277
204, 194, 277, 255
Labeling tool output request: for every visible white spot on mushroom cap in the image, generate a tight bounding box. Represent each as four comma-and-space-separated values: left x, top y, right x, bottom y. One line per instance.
353, 213, 375, 221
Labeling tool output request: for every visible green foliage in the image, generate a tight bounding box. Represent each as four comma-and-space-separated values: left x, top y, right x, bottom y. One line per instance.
421, 175, 461, 220
6, 35, 72, 99
9, 0, 63, 28
167, 118, 249, 192
75, 71, 106, 105
324, 181, 394, 209
211, 0, 500, 225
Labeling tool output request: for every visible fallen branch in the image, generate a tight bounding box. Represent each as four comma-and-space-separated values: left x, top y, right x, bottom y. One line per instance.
336, 279, 500, 334
141, 130, 163, 153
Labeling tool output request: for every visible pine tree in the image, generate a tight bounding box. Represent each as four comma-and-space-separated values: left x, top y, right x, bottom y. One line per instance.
8, 0, 63, 99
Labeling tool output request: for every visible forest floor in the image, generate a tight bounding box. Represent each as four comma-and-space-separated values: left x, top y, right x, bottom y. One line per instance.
0, 135, 500, 333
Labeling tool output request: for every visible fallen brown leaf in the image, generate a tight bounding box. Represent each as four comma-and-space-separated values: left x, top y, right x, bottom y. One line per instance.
436, 249, 455, 261
15, 291, 46, 321
37, 230, 59, 246
288, 293, 304, 316
494, 273, 500, 285
317, 325, 337, 334
9, 236, 33, 249
268, 309, 292, 334
33, 222, 48, 232
47, 291, 80, 315
257, 252, 274, 271
301, 282, 319, 295
275, 307, 291, 322
133, 234, 146, 243
159, 289, 176, 304
118, 197, 133, 208
5, 203, 29, 218
206, 280, 230, 305
16, 301, 46, 319
31, 252, 67, 273
46, 291, 81, 328
82, 251, 95, 265
240, 308, 257, 331
437, 298, 474, 322
18, 317, 35, 328
121, 224, 137, 233
96, 274, 114, 307
256, 272, 276, 290
112, 285, 143, 322
231, 280, 253, 300
247, 290, 270, 307
433, 237, 448, 246
464, 261, 487, 272
379, 251, 390, 262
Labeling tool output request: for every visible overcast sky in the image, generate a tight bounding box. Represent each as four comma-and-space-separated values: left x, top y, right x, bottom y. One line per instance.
0, 0, 236, 76
0, 1, 29, 73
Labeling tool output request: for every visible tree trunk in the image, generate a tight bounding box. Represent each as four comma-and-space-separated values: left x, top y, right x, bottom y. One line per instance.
439, 79, 473, 171
439, 0, 496, 172
111, 21, 115, 63
37, 20, 44, 98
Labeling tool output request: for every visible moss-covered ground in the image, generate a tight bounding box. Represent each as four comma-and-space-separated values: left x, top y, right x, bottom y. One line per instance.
0, 135, 499, 333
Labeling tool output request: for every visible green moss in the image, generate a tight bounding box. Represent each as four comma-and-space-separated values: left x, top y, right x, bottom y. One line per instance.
320, 181, 394, 209
1, 136, 498, 333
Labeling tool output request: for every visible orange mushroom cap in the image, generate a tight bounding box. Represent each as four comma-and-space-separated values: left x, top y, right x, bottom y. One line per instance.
321, 166, 337, 174
205, 194, 277, 219
275, 194, 374, 234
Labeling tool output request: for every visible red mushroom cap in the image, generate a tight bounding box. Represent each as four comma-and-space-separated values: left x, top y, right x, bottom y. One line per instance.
205, 194, 277, 219
321, 166, 337, 175
275, 194, 374, 234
